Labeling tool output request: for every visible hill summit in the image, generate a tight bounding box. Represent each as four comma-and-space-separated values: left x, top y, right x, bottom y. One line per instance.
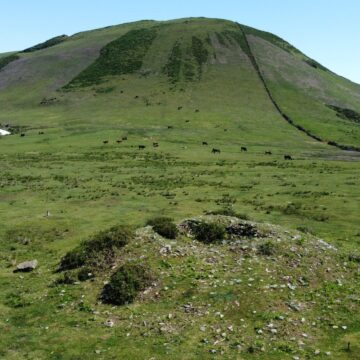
0, 17, 360, 149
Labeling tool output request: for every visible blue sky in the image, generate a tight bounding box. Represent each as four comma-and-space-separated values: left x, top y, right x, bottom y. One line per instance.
1, 0, 359, 83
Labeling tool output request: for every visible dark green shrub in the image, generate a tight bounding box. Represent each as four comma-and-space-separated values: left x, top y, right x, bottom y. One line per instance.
64, 28, 157, 88
0, 54, 20, 71
77, 267, 95, 282
193, 222, 226, 244
22, 35, 68, 53
326, 104, 360, 124
348, 253, 360, 264
101, 264, 153, 305
146, 217, 178, 239
164, 41, 182, 83
54, 271, 77, 285
258, 241, 278, 256
58, 225, 133, 271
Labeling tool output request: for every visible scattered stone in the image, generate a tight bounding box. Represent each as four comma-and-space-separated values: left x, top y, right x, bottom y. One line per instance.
104, 320, 114, 327
160, 244, 172, 255
14, 260, 38, 273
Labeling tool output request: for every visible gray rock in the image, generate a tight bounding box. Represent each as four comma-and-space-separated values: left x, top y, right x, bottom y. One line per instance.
14, 260, 38, 273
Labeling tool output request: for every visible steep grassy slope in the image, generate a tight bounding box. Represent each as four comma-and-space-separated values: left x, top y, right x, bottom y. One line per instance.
0, 17, 359, 359
248, 34, 360, 148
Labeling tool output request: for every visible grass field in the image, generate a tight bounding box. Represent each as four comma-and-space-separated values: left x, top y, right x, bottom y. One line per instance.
0, 17, 359, 359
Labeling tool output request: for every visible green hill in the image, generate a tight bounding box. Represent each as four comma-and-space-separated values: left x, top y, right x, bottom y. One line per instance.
0, 18, 359, 359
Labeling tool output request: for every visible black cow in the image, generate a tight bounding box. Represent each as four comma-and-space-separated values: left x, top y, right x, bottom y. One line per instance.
122, 136, 128, 141
241, 147, 247, 152
178, 106, 183, 110
202, 142, 208, 146
38, 131, 44, 135
284, 155, 293, 160
167, 125, 173, 129
116, 140, 122, 144
265, 151, 272, 155
138, 145, 146, 150
153, 142, 159, 147
20, 133, 25, 137
103, 140, 109, 144
212, 148, 221, 154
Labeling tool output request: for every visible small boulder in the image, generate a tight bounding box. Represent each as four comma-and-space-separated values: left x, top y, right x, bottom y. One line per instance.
14, 260, 38, 273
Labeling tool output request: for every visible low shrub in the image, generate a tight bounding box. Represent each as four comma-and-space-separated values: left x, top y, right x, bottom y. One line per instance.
4, 292, 30, 308
348, 253, 360, 264
193, 222, 226, 244
54, 271, 77, 285
101, 264, 153, 305
146, 217, 178, 239
0, 54, 20, 71
58, 225, 133, 272
77, 267, 95, 282
258, 241, 278, 256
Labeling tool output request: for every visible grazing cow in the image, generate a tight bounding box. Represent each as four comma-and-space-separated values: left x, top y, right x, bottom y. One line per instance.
134, 95, 139, 99
116, 140, 122, 144
241, 147, 247, 152
212, 148, 221, 154
153, 142, 159, 147
185, 120, 190, 123
284, 155, 293, 160
138, 145, 146, 150
20, 133, 25, 137
122, 136, 128, 141
202, 142, 208, 146
38, 131, 44, 135
265, 151, 272, 155
167, 125, 173, 129
224, 129, 228, 132
178, 106, 183, 110
103, 140, 109, 144
195, 109, 200, 113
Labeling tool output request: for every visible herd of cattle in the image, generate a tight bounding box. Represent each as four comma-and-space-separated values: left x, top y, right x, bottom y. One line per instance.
101, 136, 293, 160
16, 129, 294, 160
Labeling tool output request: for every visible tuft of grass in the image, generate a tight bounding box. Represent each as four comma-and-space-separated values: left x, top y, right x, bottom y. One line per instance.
100, 264, 154, 305
258, 241, 278, 256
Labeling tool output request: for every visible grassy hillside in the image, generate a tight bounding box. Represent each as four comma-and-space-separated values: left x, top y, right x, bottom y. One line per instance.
0, 17, 359, 359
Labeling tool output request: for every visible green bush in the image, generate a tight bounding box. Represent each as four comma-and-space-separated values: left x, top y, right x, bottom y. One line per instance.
193, 222, 226, 244
258, 241, 278, 256
101, 264, 153, 305
22, 35, 68, 53
146, 217, 178, 239
0, 54, 20, 71
58, 225, 133, 271
64, 28, 157, 88
54, 271, 77, 285
77, 267, 95, 282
